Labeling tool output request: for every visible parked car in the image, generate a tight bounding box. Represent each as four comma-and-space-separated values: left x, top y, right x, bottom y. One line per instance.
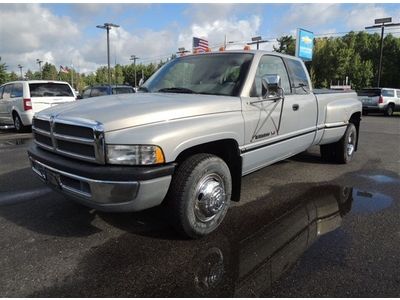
80, 85, 135, 99
28, 51, 362, 238
0, 80, 76, 132
357, 87, 400, 116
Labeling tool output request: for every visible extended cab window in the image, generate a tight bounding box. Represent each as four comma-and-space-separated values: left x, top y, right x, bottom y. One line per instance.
285, 59, 310, 94
382, 89, 394, 97
142, 53, 253, 97
251, 55, 291, 97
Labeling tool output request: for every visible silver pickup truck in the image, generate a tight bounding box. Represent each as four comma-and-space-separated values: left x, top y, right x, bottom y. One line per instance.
28, 51, 362, 238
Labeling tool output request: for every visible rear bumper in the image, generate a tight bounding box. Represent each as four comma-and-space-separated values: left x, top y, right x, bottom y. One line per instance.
28, 145, 175, 212
362, 104, 386, 112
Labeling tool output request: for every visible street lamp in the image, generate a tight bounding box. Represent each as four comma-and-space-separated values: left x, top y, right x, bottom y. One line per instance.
96, 22, 120, 86
130, 55, 140, 87
365, 17, 400, 87
248, 36, 270, 50
36, 59, 43, 79
17, 64, 23, 80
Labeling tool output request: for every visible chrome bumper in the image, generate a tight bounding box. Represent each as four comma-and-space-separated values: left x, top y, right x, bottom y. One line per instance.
29, 156, 172, 212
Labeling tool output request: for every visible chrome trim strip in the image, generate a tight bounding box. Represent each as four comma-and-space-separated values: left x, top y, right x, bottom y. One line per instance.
32, 126, 51, 136
325, 121, 348, 128
56, 148, 97, 162
34, 140, 54, 151
53, 133, 94, 144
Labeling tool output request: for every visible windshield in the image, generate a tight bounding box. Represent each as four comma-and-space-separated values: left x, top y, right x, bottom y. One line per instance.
142, 53, 253, 96
357, 89, 381, 97
29, 83, 74, 97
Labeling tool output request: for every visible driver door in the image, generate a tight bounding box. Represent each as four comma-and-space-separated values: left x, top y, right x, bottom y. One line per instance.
241, 55, 292, 174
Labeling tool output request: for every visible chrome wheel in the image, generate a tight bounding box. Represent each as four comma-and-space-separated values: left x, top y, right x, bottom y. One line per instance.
347, 131, 355, 156
194, 173, 226, 223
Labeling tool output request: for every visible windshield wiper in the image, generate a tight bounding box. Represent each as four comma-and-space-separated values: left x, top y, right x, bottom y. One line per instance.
157, 87, 195, 94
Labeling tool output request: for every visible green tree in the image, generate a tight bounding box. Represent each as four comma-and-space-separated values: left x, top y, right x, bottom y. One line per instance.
0, 57, 8, 85
274, 35, 296, 55
41, 62, 58, 80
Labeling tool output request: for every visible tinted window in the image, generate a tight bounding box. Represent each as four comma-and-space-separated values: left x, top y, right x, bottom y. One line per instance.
382, 89, 395, 97
82, 88, 91, 98
29, 83, 73, 97
143, 53, 253, 96
11, 83, 23, 98
2, 84, 12, 99
357, 89, 381, 97
285, 59, 310, 93
396, 90, 400, 98
90, 87, 108, 97
251, 55, 291, 97
0, 86, 4, 99
112, 87, 134, 94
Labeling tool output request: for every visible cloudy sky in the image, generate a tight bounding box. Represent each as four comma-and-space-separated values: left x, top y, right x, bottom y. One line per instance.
1, 3, 399, 74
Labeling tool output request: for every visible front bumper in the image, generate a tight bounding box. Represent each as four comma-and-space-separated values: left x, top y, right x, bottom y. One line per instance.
28, 145, 175, 212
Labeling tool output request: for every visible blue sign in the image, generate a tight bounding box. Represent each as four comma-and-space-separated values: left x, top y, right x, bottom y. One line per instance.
295, 28, 314, 61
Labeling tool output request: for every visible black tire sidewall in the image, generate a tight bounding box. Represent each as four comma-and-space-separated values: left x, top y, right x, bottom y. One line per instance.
181, 157, 232, 237
342, 123, 357, 163
13, 114, 22, 132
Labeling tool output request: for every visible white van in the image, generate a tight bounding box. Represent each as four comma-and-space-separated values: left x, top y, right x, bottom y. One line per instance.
0, 80, 76, 132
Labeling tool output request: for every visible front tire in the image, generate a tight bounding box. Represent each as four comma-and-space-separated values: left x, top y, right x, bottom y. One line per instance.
166, 153, 232, 239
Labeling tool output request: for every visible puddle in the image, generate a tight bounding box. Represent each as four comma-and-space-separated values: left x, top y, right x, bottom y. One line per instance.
0, 138, 31, 148
351, 189, 393, 213
362, 174, 400, 184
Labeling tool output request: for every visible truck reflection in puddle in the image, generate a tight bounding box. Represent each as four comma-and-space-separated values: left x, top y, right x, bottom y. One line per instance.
192, 185, 354, 297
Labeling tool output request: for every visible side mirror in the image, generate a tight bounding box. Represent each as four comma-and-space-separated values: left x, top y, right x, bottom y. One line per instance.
76, 95, 82, 100
261, 74, 284, 101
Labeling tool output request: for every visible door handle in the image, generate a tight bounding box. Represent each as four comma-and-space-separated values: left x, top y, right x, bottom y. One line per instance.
292, 104, 299, 111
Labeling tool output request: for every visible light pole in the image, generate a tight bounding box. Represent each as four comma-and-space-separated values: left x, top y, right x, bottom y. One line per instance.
248, 36, 270, 50
36, 59, 43, 79
365, 17, 400, 87
17, 64, 23, 79
130, 55, 140, 87
96, 23, 120, 85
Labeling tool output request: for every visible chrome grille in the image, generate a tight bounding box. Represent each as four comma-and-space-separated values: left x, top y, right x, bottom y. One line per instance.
32, 116, 105, 164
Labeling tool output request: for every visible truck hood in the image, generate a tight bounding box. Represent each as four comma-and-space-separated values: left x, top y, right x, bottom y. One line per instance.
37, 93, 241, 132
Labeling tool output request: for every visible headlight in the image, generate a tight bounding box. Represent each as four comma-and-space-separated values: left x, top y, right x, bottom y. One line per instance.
106, 145, 165, 165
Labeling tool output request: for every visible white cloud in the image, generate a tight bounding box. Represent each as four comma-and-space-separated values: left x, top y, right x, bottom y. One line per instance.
346, 4, 390, 30
178, 15, 262, 51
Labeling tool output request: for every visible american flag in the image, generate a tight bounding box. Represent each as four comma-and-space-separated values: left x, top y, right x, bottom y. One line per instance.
193, 37, 209, 53
59, 65, 70, 74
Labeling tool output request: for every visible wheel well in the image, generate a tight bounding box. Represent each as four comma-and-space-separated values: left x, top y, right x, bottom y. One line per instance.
12, 110, 18, 119
349, 112, 361, 151
175, 139, 242, 202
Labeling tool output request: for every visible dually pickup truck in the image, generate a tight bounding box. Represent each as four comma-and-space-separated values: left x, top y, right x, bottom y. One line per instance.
28, 51, 362, 238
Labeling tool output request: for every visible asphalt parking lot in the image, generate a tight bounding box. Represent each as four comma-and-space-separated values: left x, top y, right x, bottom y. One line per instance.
0, 115, 399, 297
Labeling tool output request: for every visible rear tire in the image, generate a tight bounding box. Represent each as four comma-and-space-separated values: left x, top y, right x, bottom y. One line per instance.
165, 153, 232, 239
385, 104, 394, 116
320, 123, 357, 164
13, 113, 28, 133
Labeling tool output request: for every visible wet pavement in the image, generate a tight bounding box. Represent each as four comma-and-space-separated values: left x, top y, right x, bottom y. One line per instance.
0, 115, 399, 297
